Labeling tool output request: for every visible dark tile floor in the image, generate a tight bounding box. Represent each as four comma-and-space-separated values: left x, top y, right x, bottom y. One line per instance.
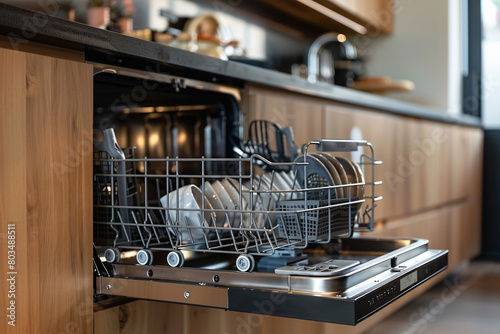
364, 261, 500, 334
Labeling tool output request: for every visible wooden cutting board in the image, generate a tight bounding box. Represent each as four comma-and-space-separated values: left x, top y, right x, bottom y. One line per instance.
351, 77, 415, 94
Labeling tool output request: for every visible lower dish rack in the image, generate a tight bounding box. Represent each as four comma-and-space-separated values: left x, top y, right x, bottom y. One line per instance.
93, 138, 382, 271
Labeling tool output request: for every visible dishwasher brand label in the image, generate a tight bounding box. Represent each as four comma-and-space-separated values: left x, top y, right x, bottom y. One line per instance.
400, 270, 418, 292
5, 222, 16, 327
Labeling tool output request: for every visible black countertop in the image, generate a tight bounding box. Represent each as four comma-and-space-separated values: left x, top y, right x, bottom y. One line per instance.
0, 3, 481, 127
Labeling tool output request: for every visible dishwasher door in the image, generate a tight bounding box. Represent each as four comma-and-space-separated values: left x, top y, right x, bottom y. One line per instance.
95, 237, 447, 325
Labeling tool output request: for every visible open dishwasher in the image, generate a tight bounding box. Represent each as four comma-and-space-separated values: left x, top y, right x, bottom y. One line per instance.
92, 64, 448, 326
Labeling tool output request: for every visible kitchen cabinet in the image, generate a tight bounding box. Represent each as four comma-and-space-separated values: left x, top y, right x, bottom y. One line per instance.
330, 0, 393, 33
255, 0, 393, 34
368, 125, 483, 268
246, 85, 468, 222
245, 85, 325, 145
323, 105, 481, 223
0, 46, 93, 334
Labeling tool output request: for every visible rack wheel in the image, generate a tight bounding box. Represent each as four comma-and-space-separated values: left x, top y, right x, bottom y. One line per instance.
104, 247, 120, 263
167, 251, 185, 268
236, 254, 255, 272
136, 249, 153, 265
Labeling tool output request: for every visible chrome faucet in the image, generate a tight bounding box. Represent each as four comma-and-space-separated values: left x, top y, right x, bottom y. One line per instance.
307, 32, 356, 84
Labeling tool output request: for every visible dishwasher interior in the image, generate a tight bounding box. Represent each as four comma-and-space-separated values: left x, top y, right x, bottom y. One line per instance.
92, 64, 448, 325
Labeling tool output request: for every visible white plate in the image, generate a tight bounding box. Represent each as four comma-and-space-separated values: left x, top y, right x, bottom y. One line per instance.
279, 171, 294, 189
203, 181, 225, 227
251, 175, 279, 228
212, 180, 235, 210
222, 178, 250, 227
270, 172, 292, 200
222, 178, 247, 210
285, 169, 303, 199
226, 178, 254, 228
227, 178, 251, 206
212, 179, 247, 228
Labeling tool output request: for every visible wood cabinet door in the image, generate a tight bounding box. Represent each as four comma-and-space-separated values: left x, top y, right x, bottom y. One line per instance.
324, 104, 400, 220
245, 85, 325, 146
0, 47, 93, 334
370, 207, 450, 251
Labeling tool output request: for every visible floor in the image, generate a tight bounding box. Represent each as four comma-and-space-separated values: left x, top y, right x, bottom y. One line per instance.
364, 260, 500, 334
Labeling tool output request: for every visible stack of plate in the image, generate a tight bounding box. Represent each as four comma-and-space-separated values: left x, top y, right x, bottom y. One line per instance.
292, 153, 365, 200
160, 173, 295, 235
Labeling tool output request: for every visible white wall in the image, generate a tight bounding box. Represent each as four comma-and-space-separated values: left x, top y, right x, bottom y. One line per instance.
132, 0, 267, 60
359, 0, 462, 113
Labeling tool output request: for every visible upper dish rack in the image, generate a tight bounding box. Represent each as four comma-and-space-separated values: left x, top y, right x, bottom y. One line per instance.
93, 130, 382, 272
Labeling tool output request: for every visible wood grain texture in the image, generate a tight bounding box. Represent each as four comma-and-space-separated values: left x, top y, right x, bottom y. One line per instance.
254, 0, 393, 34
0, 46, 28, 334
323, 104, 479, 223
447, 125, 468, 201
246, 85, 325, 145
26, 51, 93, 334
94, 306, 120, 334
371, 204, 451, 252
449, 203, 466, 269
331, 0, 394, 33
0, 47, 93, 333
324, 104, 400, 220
94, 301, 187, 334
120, 301, 185, 334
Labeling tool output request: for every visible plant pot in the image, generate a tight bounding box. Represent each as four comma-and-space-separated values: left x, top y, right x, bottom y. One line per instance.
87, 6, 110, 29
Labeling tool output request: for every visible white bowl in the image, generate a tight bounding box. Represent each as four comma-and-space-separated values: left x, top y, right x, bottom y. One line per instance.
160, 184, 213, 242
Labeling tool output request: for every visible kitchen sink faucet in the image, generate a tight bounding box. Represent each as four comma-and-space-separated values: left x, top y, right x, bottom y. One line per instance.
307, 32, 356, 84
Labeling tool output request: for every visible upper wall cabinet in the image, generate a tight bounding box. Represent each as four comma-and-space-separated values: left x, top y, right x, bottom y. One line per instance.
255, 0, 393, 35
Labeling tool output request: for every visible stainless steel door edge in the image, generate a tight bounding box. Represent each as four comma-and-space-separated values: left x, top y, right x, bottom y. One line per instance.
96, 276, 229, 309
96, 248, 447, 325
227, 249, 448, 325
104, 238, 432, 293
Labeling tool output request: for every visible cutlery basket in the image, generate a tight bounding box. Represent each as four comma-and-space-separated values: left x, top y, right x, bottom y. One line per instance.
276, 198, 362, 241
